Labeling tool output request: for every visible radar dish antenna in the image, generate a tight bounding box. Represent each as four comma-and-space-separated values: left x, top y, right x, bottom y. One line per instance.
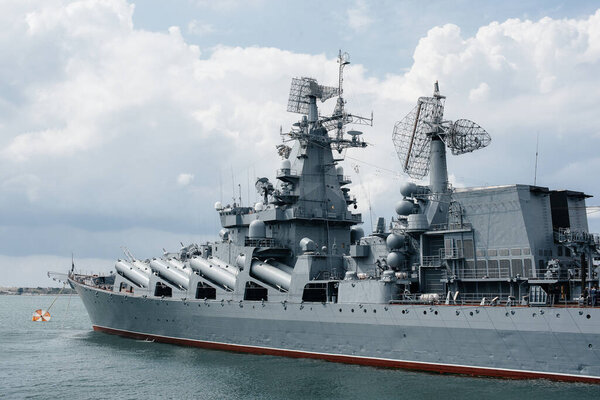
392, 82, 490, 179
445, 119, 491, 155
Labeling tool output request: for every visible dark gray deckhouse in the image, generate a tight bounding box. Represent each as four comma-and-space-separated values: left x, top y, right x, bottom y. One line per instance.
60, 51, 600, 383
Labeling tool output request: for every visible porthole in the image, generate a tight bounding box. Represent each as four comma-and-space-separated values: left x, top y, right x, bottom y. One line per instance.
469, 311, 473, 316
373, 309, 377, 313
402, 310, 406, 314
434, 311, 438, 315
423, 310, 427, 315
456, 310, 460, 316
589, 344, 593, 349
364, 309, 367, 313
339, 308, 342, 312
351, 309, 355, 313
587, 314, 591, 319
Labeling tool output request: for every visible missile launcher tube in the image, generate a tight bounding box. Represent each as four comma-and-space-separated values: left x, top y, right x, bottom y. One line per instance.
149, 259, 190, 289
267, 260, 294, 275
189, 258, 236, 290
132, 260, 152, 275
115, 260, 150, 288
251, 260, 292, 291
209, 257, 240, 276
165, 258, 192, 276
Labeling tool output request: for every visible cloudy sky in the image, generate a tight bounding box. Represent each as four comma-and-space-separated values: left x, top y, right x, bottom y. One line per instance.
2, 0, 600, 286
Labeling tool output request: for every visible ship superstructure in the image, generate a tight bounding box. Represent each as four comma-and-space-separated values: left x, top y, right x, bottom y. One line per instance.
60, 52, 600, 383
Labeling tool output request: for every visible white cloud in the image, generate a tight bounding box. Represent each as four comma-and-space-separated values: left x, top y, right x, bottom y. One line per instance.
177, 173, 194, 186
347, 0, 373, 32
187, 20, 214, 36
2, 174, 42, 202
192, 0, 264, 11
468, 82, 490, 102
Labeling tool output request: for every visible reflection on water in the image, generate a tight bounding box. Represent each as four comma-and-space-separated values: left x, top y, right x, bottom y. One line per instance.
1, 295, 597, 399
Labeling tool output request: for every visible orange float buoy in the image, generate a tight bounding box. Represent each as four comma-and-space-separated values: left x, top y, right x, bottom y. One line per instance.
32, 309, 51, 322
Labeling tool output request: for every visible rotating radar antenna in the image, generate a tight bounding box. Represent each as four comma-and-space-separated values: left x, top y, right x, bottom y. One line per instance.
392, 82, 491, 179
283, 50, 373, 153
287, 78, 339, 115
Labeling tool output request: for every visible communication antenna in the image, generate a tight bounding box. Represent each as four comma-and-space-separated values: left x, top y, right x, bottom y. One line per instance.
284, 50, 372, 155
231, 166, 236, 205
392, 81, 491, 179
534, 132, 539, 186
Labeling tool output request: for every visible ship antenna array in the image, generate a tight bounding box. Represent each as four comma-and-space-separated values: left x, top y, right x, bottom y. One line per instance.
534, 131, 540, 186
284, 50, 372, 154
392, 81, 491, 179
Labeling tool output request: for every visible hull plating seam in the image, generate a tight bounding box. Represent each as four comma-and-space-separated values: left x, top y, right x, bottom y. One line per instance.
92, 325, 599, 384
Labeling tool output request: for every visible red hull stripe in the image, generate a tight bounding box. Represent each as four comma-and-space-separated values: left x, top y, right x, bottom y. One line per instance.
93, 325, 599, 384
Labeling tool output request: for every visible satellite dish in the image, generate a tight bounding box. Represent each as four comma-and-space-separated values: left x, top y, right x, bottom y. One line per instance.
347, 130, 363, 136
392, 82, 490, 179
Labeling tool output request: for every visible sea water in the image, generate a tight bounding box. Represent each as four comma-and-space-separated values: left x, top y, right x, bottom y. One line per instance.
1, 295, 598, 399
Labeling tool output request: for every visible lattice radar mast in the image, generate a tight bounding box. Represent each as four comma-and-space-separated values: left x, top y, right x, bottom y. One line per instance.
392, 82, 491, 180
284, 50, 373, 153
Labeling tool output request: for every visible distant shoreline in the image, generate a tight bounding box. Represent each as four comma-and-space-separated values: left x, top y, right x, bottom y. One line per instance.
0, 287, 76, 295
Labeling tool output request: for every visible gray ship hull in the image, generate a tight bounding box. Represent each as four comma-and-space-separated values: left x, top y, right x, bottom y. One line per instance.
73, 279, 600, 383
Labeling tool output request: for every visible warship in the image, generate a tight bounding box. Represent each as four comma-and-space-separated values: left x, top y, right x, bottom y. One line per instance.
57, 51, 600, 383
